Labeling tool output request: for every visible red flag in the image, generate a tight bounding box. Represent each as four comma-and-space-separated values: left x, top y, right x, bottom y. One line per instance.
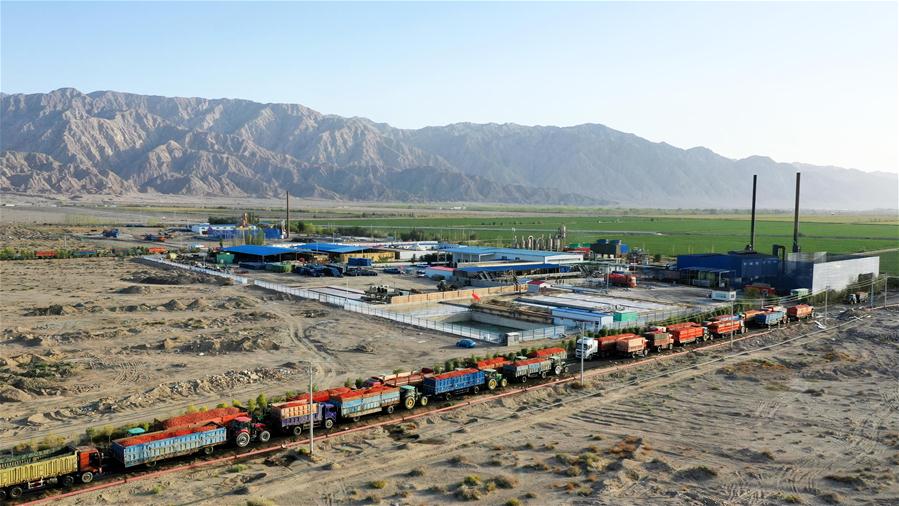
471, 293, 481, 302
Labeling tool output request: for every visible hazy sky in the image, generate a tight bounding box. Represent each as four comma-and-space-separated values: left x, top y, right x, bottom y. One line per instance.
2, 1, 897, 173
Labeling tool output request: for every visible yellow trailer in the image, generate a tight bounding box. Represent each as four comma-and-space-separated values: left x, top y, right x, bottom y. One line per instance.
0, 446, 101, 500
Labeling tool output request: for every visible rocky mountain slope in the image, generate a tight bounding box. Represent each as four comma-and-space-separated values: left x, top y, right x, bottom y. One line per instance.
1, 88, 895, 208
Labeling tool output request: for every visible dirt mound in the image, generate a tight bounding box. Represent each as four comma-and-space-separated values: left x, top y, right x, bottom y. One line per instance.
731, 448, 774, 463
163, 299, 187, 311
216, 296, 256, 310
125, 269, 214, 285
673, 465, 718, 481
178, 336, 281, 354
0, 386, 33, 402
300, 309, 328, 318
25, 304, 78, 316
186, 298, 208, 310
117, 285, 152, 294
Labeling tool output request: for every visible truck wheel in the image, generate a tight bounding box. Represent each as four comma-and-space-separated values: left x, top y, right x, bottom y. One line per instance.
642, 349, 648, 357
668, 343, 673, 350
293, 425, 304, 436
9, 486, 23, 499
146, 460, 158, 468
62, 475, 76, 488
0, 489, 7, 500
352, 416, 361, 423
487, 378, 497, 390
540, 371, 547, 379
324, 418, 334, 430
404, 396, 416, 409
473, 386, 480, 394
386, 405, 395, 415
444, 393, 453, 401
258, 430, 271, 443
420, 396, 429, 407
501, 378, 508, 388
80, 471, 94, 483
235, 432, 251, 448
519, 376, 527, 384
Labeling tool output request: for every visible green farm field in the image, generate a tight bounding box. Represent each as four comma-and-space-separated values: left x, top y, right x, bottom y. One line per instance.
309, 215, 899, 274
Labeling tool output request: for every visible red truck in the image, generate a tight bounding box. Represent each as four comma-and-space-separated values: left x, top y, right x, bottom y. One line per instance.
787, 304, 815, 321
608, 272, 637, 288
666, 323, 707, 344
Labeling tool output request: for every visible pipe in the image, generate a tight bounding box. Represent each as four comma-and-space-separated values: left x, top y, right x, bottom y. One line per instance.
792, 172, 801, 253
749, 174, 758, 251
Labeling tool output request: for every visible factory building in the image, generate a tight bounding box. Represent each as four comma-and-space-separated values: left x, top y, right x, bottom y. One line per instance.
677, 251, 780, 289
221, 245, 301, 262
782, 252, 880, 292
444, 246, 583, 265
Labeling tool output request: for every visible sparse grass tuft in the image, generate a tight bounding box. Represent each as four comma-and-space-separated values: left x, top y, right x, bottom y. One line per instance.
454, 486, 482, 501
504, 499, 522, 506
463, 475, 481, 486
494, 474, 518, 489
245, 498, 276, 506
227, 464, 248, 473
408, 467, 425, 477
368, 480, 387, 490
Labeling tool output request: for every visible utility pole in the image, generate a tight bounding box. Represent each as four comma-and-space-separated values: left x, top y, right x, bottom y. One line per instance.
308, 362, 314, 456
885, 276, 889, 308
824, 286, 829, 325
580, 323, 585, 385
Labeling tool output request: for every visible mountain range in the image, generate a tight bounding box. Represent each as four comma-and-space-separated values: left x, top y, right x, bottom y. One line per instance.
1, 88, 896, 209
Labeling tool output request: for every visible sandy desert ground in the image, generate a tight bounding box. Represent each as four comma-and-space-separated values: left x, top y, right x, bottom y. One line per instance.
0, 257, 504, 451
51, 307, 899, 506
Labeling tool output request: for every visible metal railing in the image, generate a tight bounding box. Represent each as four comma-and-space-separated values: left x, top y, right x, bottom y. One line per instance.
141, 256, 249, 285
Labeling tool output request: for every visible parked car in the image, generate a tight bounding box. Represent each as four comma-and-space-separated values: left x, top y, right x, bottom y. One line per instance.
383, 267, 402, 274
456, 339, 477, 349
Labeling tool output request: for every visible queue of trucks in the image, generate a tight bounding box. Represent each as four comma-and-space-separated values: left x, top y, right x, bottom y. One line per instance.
575, 303, 815, 361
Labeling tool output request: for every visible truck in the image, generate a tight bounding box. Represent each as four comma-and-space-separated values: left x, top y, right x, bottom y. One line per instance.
110, 415, 270, 468
0, 446, 102, 500
329, 385, 401, 422
665, 323, 707, 344
616, 335, 648, 357
576, 334, 637, 360
101, 228, 120, 238
787, 304, 815, 321
364, 371, 435, 409
268, 395, 339, 436
752, 310, 786, 328
704, 318, 745, 338
643, 331, 673, 352
422, 368, 504, 401
502, 356, 566, 383
608, 272, 637, 288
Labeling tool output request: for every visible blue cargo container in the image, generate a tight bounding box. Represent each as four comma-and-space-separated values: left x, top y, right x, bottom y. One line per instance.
239, 262, 266, 270
111, 426, 227, 468
347, 257, 373, 267
422, 370, 485, 396
753, 311, 785, 326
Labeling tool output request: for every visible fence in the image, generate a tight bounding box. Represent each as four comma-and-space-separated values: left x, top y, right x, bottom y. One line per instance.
140, 256, 250, 285
252, 280, 510, 343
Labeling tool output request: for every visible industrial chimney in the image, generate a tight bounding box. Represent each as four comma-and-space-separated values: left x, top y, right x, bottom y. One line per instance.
747, 174, 758, 252
792, 172, 801, 253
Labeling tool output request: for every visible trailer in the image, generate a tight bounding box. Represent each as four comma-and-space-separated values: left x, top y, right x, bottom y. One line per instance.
111, 416, 270, 467
666, 323, 707, 344
0, 446, 101, 500
269, 399, 338, 435
576, 334, 637, 360
330, 386, 401, 422
502, 356, 566, 383
616, 335, 648, 357
608, 272, 637, 288
787, 304, 815, 321
527, 347, 568, 361
752, 310, 786, 328
421, 368, 503, 401
643, 331, 673, 352
705, 319, 745, 337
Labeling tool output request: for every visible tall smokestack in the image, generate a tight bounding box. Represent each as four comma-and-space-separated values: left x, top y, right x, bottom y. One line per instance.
748, 174, 758, 252
792, 172, 801, 253
286, 191, 290, 240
